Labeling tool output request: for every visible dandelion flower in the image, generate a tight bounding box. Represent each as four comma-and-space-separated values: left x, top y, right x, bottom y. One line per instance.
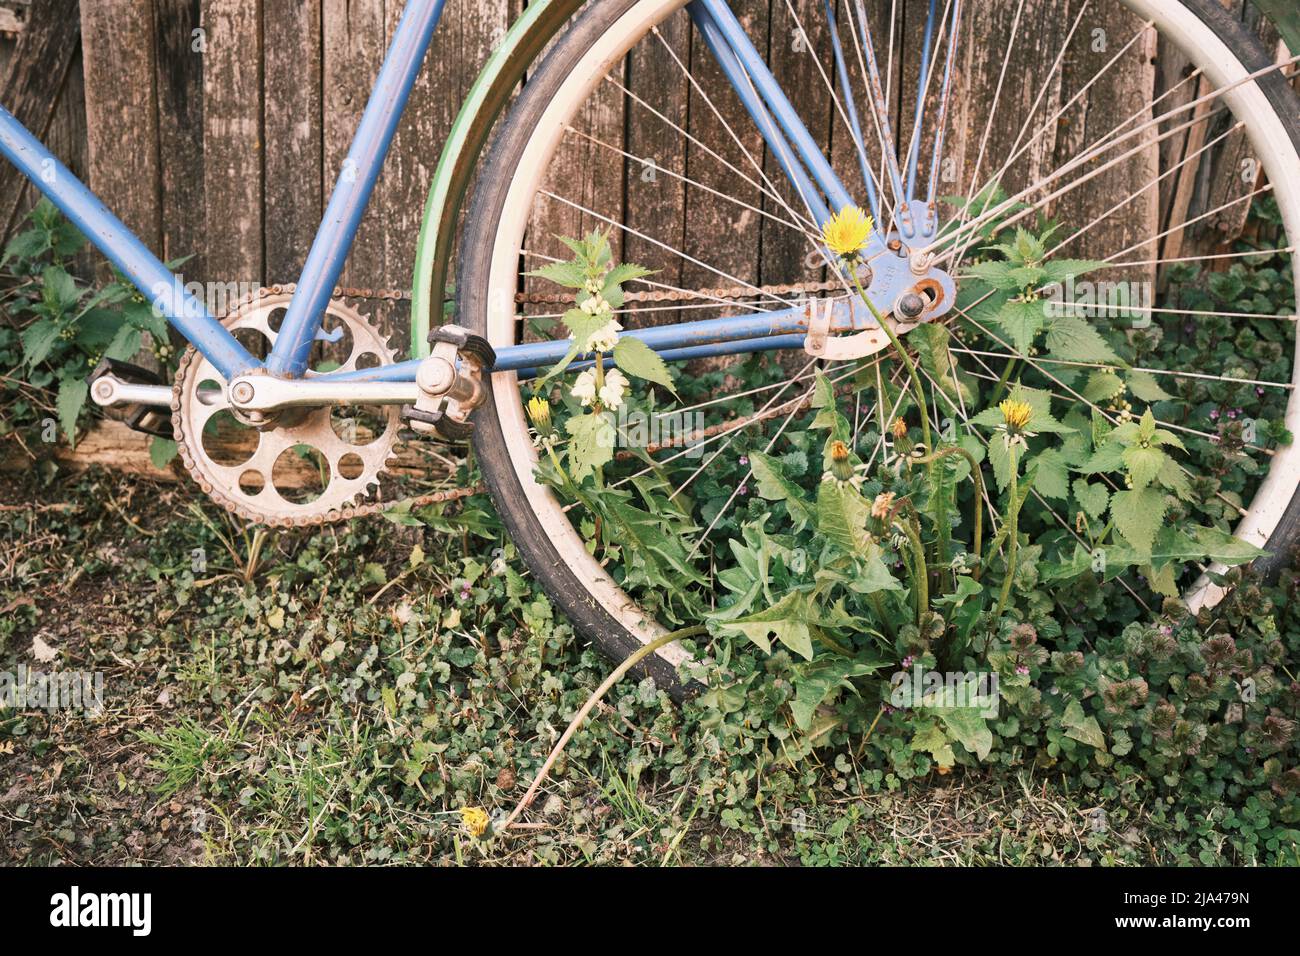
459, 806, 491, 838
996, 399, 1036, 449
999, 399, 1033, 432
871, 491, 897, 521
822, 205, 874, 261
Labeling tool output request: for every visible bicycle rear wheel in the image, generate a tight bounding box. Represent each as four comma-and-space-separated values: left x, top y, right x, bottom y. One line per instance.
458, 0, 1300, 697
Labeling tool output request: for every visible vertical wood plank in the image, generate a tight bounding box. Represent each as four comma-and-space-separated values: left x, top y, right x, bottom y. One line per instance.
81, 0, 163, 259
153, 0, 206, 274
0, 0, 81, 245
263, 0, 323, 286
623, 7, 691, 327
202, 0, 264, 286
1051, 1, 1159, 278
682, 0, 770, 304
376, 0, 510, 342
323, 0, 387, 289
760, 0, 832, 287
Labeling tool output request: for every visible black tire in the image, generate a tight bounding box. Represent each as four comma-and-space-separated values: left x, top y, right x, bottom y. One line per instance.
455, 0, 1300, 693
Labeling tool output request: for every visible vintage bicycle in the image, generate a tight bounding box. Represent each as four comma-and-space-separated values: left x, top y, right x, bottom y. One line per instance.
2, 0, 1298, 696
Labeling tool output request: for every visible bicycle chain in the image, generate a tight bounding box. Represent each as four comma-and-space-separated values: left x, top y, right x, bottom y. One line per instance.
172, 278, 831, 527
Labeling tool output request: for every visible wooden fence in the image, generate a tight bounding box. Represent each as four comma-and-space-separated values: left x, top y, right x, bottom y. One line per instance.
0, 0, 1289, 344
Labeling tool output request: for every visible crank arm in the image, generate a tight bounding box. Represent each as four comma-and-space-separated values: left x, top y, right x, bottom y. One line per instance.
227, 375, 419, 412
90, 376, 174, 409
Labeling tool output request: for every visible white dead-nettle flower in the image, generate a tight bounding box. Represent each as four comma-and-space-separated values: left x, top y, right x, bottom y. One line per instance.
585, 319, 622, 353
599, 369, 630, 410
580, 295, 612, 317
570, 369, 599, 406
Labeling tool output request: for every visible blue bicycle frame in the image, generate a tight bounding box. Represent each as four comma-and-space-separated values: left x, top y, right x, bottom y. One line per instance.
0, 0, 956, 387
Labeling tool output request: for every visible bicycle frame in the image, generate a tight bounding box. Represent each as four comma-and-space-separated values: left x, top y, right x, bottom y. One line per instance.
0, 0, 958, 396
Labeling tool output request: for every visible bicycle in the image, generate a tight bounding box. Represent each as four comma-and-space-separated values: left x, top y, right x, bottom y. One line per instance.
3, 0, 1298, 699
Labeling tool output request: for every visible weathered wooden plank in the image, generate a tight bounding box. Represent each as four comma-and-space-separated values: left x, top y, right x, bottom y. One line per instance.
153, 0, 206, 276
522, 14, 627, 339
681, 0, 770, 304
760, 0, 833, 287
202, 0, 263, 287
827, 0, 896, 228
323, 0, 387, 290
80, 0, 162, 259
376, 0, 510, 346
263, 0, 323, 286
622, 8, 690, 328
1051, 1, 1159, 284
0, 418, 450, 487
0, 0, 80, 245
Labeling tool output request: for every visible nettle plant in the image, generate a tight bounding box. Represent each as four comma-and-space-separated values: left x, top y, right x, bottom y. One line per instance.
527, 206, 1270, 770
1, 199, 177, 451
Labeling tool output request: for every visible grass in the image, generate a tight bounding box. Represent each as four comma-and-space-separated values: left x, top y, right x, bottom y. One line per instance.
0, 464, 1274, 865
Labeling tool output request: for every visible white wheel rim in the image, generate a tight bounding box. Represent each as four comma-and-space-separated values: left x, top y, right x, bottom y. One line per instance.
482, 0, 1300, 663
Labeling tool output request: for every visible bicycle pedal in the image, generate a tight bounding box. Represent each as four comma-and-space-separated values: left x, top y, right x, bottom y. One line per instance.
402, 404, 475, 442
88, 358, 175, 439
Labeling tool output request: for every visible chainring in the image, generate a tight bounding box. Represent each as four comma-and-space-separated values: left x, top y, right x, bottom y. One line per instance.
171, 288, 402, 528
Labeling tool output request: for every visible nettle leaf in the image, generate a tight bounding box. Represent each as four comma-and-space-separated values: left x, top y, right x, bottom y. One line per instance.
56, 375, 88, 447
1030, 447, 1071, 501
1082, 369, 1124, 403
993, 298, 1047, 354
603, 263, 653, 289
562, 308, 609, 345
525, 261, 587, 289
1044, 314, 1123, 364
42, 265, 82, 313
1062, 699, 1107, 751
1127, 369, 1174, 402
566, 411, 616, 483
1158, 457, 1193, 500
749, 452, 815, 531
20, 318, 61, 369
1122, 443, 1169, 492
987, 437, 1015, 493
1110, 486, 1168, 557
613, 336, 675, 393
816, 481, 873, 554
1072, 478, 1110, 521
967, 260, 1023, 291
1040, 259, 1107, 282
1078, 438, 1125, 474
712, 589, 817, 660
104, 323, 142, 363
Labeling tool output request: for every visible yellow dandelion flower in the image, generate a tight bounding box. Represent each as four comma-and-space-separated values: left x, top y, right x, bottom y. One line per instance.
828, 439, 854, 481
998, 399, 1034, 433
822, 205, 874, 261
459, 806, 491, 838
526, 395, 554, 435
891, 417, 908, 440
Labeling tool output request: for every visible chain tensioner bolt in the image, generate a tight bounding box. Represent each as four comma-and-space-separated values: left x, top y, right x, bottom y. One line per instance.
896, 293, 926, 320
